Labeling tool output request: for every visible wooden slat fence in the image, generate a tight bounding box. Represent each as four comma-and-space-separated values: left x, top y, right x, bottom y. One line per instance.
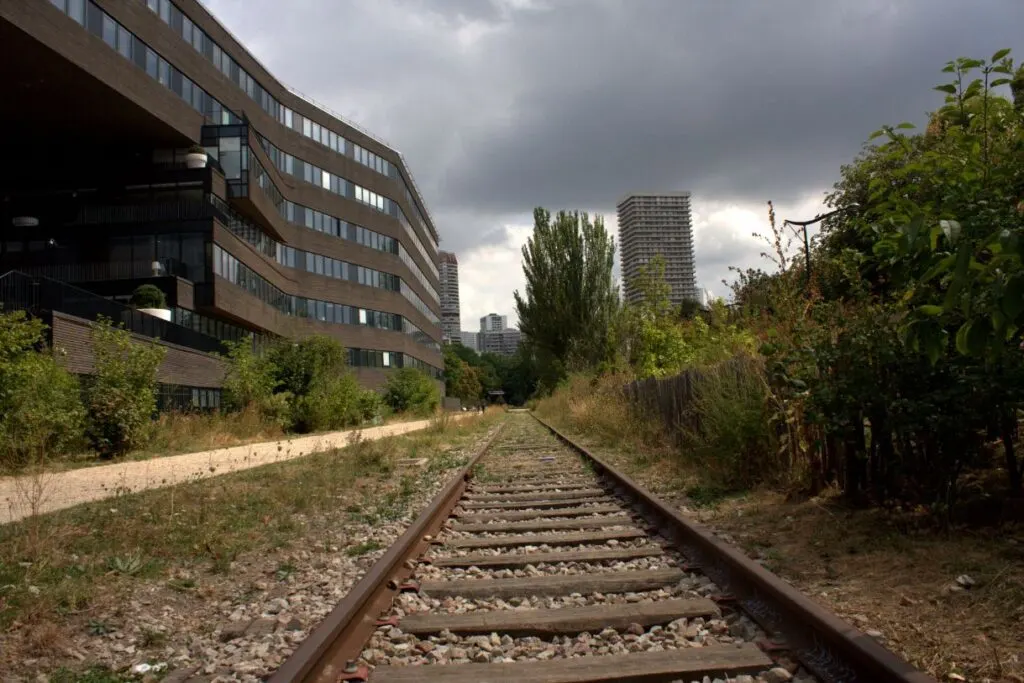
622, 357, 759, 443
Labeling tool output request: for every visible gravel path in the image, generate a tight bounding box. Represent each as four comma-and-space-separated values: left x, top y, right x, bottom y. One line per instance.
2, 423, 502, 680
0, 415, 473, 524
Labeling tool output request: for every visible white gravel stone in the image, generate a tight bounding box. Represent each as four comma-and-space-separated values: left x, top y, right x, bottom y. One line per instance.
414, 555, 681, 580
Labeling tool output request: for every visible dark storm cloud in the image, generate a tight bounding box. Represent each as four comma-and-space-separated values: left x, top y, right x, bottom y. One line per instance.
205, 0, 1023, 259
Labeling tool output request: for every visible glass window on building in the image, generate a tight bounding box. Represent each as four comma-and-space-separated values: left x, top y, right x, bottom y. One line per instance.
101, 14, 116, 47
217, 136, 242, 179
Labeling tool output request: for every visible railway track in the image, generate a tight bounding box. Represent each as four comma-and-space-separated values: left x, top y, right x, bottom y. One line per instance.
272, 414, 937, 683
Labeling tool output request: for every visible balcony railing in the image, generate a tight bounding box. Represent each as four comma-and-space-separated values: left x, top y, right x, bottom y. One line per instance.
12, 260, 193, 284
70, 199, 216, 226
0, 270, 224, 355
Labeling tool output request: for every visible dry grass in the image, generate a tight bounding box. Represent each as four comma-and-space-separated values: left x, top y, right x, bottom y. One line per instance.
534, 374, 672, 459
0, 409, 502, 672
706, 492, 1024, 683
138, 408, 285, 460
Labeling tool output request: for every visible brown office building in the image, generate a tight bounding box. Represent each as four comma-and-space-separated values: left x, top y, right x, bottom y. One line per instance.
0, 0, 444, 407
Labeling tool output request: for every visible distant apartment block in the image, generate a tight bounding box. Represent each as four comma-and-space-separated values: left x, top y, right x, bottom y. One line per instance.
477, 313, 520, 356
459, 330, 478, 352
480, 328, 522, 356
439, 251, 461, 344
616, 192, 697, 306
480, 313, 507, 332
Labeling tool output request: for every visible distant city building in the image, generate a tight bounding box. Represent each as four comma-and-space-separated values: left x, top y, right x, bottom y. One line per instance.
476, 313, 520, 356
480, 313, 507, 332
439, 251, 461, 344
459, 331, 479, 352
699, 288, 715, 308
480, 328, 522, 356
617, 192, 697, 307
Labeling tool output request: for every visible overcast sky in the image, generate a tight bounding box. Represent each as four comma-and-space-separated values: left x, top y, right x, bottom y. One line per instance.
205, 0, 1022, 330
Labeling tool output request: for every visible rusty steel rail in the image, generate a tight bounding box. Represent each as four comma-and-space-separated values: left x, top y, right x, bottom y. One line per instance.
268, 424, 504, 683
533, 414, 937, 683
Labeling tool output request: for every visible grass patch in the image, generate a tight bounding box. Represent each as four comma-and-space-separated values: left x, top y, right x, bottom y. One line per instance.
0, 412, 500, 638
345, 540, 383, 557
684, 484, 740, 509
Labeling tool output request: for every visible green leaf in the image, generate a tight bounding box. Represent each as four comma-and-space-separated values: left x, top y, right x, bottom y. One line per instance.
965, 318, 991, 356
933, 83, 957, 94
991, 78, 1011, 87
895, 122, 916, 130
991, 48, 1011, 62
955, 318, 993, 356
1002, 231, 1021, 257
955, 321, 972, 355
992, 311, 1008, 337
920, 254, 956, 284
868, 129, 887, 141
918, 305, 944, 317
1003, 275, 1024, 320
943, 243, 973, 310
920, 323, 947, 366
940, 219, 962, 245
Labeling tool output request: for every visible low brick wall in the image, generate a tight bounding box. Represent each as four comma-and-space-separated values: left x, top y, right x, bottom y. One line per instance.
50, 311, 226, 389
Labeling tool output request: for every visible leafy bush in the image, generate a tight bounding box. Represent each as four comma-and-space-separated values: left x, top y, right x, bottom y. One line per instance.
0, 311, 86, 466
263, 336, 367, 432
443, 345, 483, 403
383, 368, 440, 417
358, 389, 385, 424
291, 372, 363, 432
266, 336, 348, 398
222, 336, 276, 412
85, 318, 166, 457
129, 284, 167, 309
675, 356, 779, 489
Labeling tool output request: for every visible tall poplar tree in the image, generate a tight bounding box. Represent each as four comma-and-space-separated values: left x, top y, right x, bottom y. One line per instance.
514, 207, 618, 390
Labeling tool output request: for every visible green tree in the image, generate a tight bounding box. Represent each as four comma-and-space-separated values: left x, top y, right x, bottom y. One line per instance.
264, 336, 365, 432
857, 51, 1024, 496
222, 336, 276, 411
497, 347, 540, 405
86, 318, 166, 457
449, 343, 483, 366
514, 207, 619, 390
0, 311, 85, 466
383, 368, 440, 416
266, 336, 348, 398
443, 344, 483, 404
617, 255, 690, 378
